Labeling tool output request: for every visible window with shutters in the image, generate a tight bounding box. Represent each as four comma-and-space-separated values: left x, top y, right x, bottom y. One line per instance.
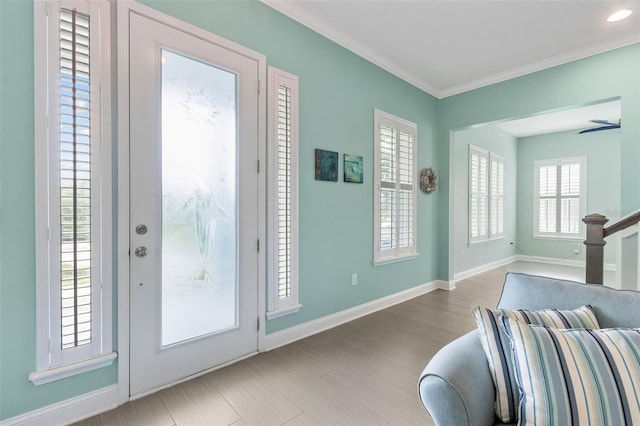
374, 109, 417, 264
469, 146, 504, 244
266, 67, 301, 319
32, 0, 115, 385
534, 157, 587, 239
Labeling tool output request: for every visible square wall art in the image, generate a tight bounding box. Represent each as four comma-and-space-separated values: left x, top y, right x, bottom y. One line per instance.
344, 154, 363, 183
315, 149, 338, 181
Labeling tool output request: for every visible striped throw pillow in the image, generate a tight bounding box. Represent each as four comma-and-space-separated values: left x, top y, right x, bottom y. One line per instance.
502, 317, 640, 425
472, 305, 599, 423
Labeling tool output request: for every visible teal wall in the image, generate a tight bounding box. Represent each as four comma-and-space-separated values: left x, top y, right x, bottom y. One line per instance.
438, 43, 640, 279
137, 0, 440, 334
0, 0, 439, 419
451, 126, 517, 275
1, 0, 638, 419
516, 129, 621, 264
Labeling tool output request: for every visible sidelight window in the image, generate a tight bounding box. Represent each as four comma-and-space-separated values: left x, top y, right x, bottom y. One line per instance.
32, 0, 114, 385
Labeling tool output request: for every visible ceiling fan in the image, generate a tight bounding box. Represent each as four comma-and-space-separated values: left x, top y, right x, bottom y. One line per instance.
578, 119, 621, 134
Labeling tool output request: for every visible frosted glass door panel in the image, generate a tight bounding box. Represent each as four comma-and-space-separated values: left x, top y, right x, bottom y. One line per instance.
129, 11, 259, 395
161, 49, 238, 346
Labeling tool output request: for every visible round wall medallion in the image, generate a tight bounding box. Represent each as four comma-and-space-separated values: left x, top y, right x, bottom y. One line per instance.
420, 168, 437, 193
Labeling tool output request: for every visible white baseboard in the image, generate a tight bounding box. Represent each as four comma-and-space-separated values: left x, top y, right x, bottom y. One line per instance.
516, 255, 616, 271
451, 254, 615, 285
436, 279, 455, 290
263, 279, 443, 351
453, 255, 518, 284
3, 280, 450, 424
1, 384, 119, 426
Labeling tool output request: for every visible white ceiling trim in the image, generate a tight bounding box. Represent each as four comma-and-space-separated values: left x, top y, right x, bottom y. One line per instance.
441, 33, 640, 98
261, 0, 440, 96
262, 0, 640, 99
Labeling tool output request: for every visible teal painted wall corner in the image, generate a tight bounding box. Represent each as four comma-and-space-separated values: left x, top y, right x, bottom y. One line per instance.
451, 125, 518, 277
516, 128, 621, 263
437, 43, 640, 280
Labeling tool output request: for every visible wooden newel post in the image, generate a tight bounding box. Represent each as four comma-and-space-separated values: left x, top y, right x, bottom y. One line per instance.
582, 213, 608, 285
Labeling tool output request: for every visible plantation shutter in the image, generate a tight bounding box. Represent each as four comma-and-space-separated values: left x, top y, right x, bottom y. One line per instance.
469, 146, 488, 242
59, 8, 93, 350
374, 110, 417, 263
267, 67, 299, 317
34, 0, 113, 381
379, 125, 396, 250
397, 131, 415, 249
535, 158, 585, 236
276, 83, 292, 300
538, 164, 557, 233
560, 162, 581, 234
490, 155, 505, 237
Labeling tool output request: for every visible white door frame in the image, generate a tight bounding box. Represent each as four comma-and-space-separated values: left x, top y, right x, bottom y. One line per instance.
117, 0, 266, 403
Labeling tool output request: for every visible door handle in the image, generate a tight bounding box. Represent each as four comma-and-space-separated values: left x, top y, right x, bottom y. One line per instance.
135, 246, 148, 257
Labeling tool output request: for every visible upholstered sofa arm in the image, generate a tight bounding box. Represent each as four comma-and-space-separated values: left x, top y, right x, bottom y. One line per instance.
418, 331, 496, 426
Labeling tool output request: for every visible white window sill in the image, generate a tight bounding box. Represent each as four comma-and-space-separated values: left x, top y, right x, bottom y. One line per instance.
266, 304, 302, 320
373, 253, 418, 267
29, 352, 117, 386
468, 236, 505, 246
533, 234, 585, 241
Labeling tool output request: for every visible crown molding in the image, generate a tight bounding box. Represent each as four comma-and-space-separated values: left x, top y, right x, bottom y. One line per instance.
261, 0, 639, 99
261, 0, 442, 98
440, 34, 640, 98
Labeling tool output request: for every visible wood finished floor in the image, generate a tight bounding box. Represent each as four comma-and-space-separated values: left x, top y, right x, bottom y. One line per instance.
74, 267, 507, 426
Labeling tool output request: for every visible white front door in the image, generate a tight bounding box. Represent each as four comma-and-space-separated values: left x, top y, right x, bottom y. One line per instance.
128, 11, 260, 396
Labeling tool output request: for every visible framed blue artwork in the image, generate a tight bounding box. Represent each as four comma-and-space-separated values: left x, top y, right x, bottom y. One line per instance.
343, 154, 363, 183
315, 149, 338, 181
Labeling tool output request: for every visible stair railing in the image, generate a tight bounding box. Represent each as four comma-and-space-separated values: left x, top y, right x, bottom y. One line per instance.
583, 211, 640, 284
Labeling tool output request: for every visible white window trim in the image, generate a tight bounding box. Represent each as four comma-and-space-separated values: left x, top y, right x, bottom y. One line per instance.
533, 156, 587, 240
33, 0, 115, 385
373, 109, 418, 265
468, 145, 505, 245
266, 66, 301, 319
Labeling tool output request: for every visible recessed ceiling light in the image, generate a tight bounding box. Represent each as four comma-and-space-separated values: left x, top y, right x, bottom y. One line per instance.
607, 9, 633, 22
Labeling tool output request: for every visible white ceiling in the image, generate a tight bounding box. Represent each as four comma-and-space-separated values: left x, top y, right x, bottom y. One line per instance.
262, 0, 640, 99
495, 99, 621, 138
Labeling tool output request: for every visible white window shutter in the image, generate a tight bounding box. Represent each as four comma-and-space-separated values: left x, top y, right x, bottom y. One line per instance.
276, 83, 292, 300
469, 146, 489, 243
397, 131, 414, 249
59, 7, 94, 351
267, 67, 300, 318
534, 157, 586, 238
33, 0, 114, 383
379, 125, 396, 250
490, 154, 505, 238
469, 147, 505, 243
374, 110, 417, 263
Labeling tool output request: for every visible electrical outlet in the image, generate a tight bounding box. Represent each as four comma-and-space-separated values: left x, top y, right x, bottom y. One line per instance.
573, 243, 581, 254
460, 250, 464, 260
351, 273, 358, 286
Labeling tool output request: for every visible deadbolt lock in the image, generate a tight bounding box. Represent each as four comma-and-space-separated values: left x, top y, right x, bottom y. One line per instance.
135, 246, 148, 257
